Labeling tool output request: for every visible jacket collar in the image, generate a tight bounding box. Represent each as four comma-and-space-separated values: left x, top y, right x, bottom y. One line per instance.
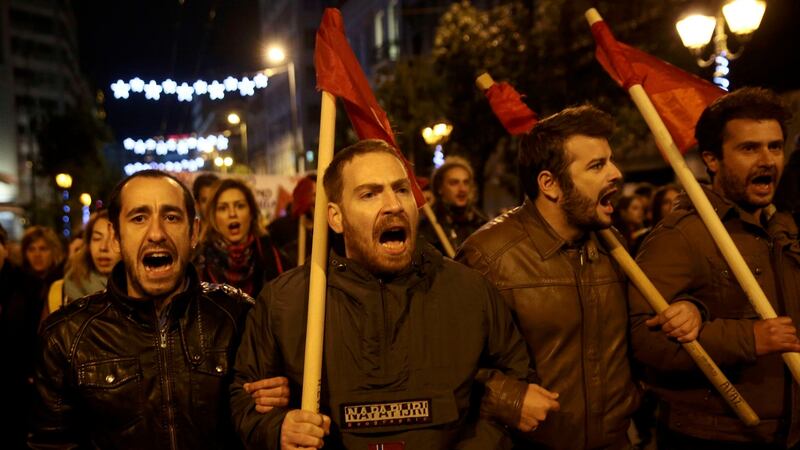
519, 198, 606, 261
106, 262, 201, 328
674, 185, 775, 231
327, 240, 443, 291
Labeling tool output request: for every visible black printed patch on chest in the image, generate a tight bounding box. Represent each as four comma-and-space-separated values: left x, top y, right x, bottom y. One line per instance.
341, 398, 432, 429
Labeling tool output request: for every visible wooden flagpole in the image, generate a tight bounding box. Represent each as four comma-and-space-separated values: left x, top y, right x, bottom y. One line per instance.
586, 7, 800, 386
421, 203, 456, 258
297, 214, 308, 266
599, 229, 759, 426
300, 91, 336, 412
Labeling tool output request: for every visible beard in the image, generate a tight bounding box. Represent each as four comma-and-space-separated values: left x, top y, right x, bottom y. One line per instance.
560, 175, 617, 232
342, 211, 417, 276
717, 162, 779, 213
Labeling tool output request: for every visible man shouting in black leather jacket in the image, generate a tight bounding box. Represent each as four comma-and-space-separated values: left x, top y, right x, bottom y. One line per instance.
29, 171, 255, 449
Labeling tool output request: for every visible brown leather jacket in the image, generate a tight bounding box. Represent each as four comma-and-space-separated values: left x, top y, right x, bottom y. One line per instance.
629, 186, 800, 446
458, 199, 639, 450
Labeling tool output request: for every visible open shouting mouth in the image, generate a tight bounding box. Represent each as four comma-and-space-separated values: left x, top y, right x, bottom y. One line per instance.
598, 187, 619, 215
378, 225, 409, 255
142, 249, 175, 276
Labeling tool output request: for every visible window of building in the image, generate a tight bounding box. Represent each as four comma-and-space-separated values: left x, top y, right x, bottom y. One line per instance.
373, 9, 385, 54
387, 0, 400, 60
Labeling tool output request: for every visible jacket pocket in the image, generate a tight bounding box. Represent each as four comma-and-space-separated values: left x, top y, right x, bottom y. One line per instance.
77, 357, 143, 430
189, 349, 231, 427
706, 257, 758, 319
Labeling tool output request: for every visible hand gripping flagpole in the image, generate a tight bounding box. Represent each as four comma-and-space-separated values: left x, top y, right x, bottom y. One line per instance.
300, 90, 336, 412
476, 71, 758, 427
586, 8, 800, 388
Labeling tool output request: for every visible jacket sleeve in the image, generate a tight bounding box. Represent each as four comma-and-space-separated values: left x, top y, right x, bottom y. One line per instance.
230, 285, 289, 450
456, 243, 532, 429
454, 280, 531, 446
28, 331, 88, 449
629, 224, 757, 373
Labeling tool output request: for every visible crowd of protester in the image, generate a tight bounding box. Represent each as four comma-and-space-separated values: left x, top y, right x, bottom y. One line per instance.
0, 86, 799, 449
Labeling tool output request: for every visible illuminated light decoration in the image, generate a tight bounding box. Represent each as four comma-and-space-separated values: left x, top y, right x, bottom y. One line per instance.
110, 73, 269, 101
134, 139, 146, 155
144, 80, 163, 100
193, 80, 208, 95
176, 82, 194, 102
111, 80, 130, 99
216, 135, 229, 151
129, 77, 145, 93
713, 52, 731, 91
238, 77, 256, 96
125, 158, 206, 176
208, 81, 225, 100
121, 133, 229, 154
433, 144, 445, 168
223, 76, 239, 92
162, 79, 178, 94
254, 73, 268, 88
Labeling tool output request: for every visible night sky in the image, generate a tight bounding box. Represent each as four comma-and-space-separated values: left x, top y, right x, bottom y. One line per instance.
74, 0, 261, 140
74, 0, 800, 145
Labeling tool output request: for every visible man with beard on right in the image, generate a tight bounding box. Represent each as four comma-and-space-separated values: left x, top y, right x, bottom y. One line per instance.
629, 87, 800, 449
458, 105, 702, 449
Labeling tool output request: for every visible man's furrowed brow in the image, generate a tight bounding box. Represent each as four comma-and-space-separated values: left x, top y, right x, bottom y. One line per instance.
125, 205, 152, 218
160, 204, 186, 216
391, 178, 411, 189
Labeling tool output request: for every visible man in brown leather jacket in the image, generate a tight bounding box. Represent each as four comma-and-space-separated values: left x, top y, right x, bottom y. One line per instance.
29, 171, 256, 449
630, 87, 800, 449
458, 105, 701, 449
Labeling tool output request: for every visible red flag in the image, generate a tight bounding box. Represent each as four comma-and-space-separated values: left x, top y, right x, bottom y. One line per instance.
315, 8, 425, 206
590, 20, 724, 153
484, 82, 538, 136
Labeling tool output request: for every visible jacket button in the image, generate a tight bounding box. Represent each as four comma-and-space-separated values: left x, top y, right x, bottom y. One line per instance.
105, 374, 115, 384
754, 267, 762, 275
215, 365, 224, 373
193, 354, 201, 361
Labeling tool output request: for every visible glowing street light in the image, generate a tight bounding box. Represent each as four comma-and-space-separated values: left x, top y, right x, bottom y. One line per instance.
675, 0, 766, 90
80, 193, 92, 225
421, 121, 453, 169
227, 112, 242, 125
264, 43, 304, 172
55, 173, 73, 189
54, 173, 73, 237
227, 111, 248, 163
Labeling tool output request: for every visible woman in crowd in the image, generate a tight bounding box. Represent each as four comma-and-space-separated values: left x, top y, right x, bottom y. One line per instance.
45, 210, 120, 315
612, 195, 647, 249
194, 178, 287, 297
650, 184, 681, 226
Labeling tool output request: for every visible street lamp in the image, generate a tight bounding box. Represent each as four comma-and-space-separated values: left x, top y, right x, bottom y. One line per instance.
80, 193, 92, 225
227, 112, 248, 163
265, 43, 304, 173
421, 121, 453, 169
55, 173, 73, 237
214, 156, 234, 173
675, 0, 766, 91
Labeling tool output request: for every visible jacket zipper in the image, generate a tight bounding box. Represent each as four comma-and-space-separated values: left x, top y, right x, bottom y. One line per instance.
575, 247, 590, 449
156, 305, 178, 450
378, 279, 389, 370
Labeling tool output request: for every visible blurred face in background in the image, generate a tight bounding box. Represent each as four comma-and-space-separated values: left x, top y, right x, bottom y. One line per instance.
439, 166, 472, 208
197, 185, 215, 218
90, 217, 120, 275
214, 188, 252, 244
25, 238, 55, 276
621, 197, 645, 229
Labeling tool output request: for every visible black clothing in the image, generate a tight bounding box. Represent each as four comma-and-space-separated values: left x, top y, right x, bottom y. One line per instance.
419, 203, 488, 255
29, 264, 254, 449
230, 243, 529, 449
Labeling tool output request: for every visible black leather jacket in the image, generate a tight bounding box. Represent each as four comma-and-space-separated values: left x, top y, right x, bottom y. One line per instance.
29, 264, 254, 450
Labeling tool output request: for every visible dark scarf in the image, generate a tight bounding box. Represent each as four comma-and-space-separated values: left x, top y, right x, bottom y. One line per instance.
203, 233, 258, 296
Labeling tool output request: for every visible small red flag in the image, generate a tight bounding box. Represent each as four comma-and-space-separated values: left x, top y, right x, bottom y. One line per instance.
590, 20, 724, 153
484, 82, 538, 136
315, 8, 425, 206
